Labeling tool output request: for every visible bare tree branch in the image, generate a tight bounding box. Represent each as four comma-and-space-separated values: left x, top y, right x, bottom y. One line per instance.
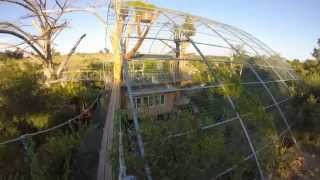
0, 0, 75, 79
0, 22, 42, 47
0, 42, 39, 61
0, 0, 33, 12
0, 29, 47, 61
56, 34, 86, 77
125, 11, 159, 60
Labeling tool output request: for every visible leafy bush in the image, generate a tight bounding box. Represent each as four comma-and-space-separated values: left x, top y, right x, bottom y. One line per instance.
0, 60, 100, 179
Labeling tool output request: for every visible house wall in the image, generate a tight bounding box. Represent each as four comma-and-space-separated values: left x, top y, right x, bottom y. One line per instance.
123, 92, 178, 119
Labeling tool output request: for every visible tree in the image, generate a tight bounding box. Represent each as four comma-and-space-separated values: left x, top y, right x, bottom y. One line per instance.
0, 0, 85, 79
181, 16, 196, 59
312, 38, 320, 61
172, 16, 196, 59
123, 1, 159, 60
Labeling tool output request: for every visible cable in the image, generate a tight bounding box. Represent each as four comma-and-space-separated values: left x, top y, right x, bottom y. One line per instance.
0, 92, 105, 146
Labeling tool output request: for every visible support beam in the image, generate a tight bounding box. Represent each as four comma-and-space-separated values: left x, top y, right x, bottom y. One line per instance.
246, 64, 300, 150
189, 39, 265, 180
220, 25, 290, 89
118, 113, 127, 179
200, 20, 299, 151
127, 36, 231, 49
97, 1, 123, 180
123, 61, 153, 180
97, 82, 121, 180
129, 79, 296, 97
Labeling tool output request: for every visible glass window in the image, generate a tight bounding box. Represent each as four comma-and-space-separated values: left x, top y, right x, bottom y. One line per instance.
143, 96, 149, 106
149, 96, 154, 107
136, 97, 141, 109
134, 63, 143, 71
160, 95, 165, 105
134, 97, 137, 109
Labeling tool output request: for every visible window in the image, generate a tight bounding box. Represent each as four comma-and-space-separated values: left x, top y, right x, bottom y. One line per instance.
134, 95, 165, 108
134, 63, 143, 71
135, 97, 141, 109
149, 96, 154, 107
155, 95, 159, 105
160, 95, 165, 105
143, 96, 149, 106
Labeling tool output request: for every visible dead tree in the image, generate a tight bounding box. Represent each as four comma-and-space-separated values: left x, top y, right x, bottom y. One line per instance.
0, 0, 85, 79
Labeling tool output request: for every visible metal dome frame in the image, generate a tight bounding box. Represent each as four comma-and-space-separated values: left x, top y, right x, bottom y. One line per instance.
99, 1, 300, 180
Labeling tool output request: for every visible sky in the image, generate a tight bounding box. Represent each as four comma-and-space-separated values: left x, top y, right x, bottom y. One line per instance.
0, 0, 319, 60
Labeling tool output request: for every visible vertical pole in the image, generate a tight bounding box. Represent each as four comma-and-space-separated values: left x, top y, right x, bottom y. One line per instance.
205, 22, 300, 150
123, 61, 153, 180
97, 0, 123, 180
222, 22, 299, 149
220, 25, 290, 89
189, 39, 265, 180
118, 111, 127, 180
246, 64, 300, 150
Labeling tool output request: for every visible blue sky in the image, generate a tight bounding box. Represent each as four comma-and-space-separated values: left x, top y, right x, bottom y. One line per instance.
0, 0, 319, 60
151, 0, 320, 60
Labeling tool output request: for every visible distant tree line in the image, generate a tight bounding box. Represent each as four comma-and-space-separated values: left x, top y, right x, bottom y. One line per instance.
312, 38, 320, 61
0, 49, 23, 60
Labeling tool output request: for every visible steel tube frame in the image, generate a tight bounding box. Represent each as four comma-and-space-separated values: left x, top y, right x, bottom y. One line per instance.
123, 61, 153, 180
247, 64, 300, 149
126, 36, 232, 49
189, 39, 265, 180
199, 20, 300, 178
130, 79, 297, 97
118, 112, 126, 180
219, 25, 291, 89
214, 124, 294, 179
202, 19, 299, 147
143, 97, 292, 145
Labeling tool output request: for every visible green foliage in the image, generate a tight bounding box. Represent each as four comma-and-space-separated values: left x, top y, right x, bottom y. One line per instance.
0, 61, 46, 141
0, 50, 24, 61
182, 16, 196, 38
125, 1, 156, 10
171, 16, 196, 42
286, 56, 320, 178
123, 55, 302, 179
34, 129, 84, 180
188, 61, 212, 84
289, 60, 320, 132
26, 113, 50, 129
0, 60, 100, 179
124, 110, 249, 179
0, 62, 44, 117
312, 38, 320, 61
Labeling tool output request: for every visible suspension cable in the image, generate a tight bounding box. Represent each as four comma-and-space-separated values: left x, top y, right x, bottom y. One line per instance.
0, 92, 104, 146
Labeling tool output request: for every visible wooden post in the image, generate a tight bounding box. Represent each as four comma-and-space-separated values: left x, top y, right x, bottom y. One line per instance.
97, 0, 123, 180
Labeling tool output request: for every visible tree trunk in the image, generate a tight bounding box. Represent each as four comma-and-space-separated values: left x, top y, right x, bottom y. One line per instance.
97, 2, 123, 179
125, 25, 151, 60
56, 34, 86, 78
180, 41, 189, 59
175, 40, 180, 58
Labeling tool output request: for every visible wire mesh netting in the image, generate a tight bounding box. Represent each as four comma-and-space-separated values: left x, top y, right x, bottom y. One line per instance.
0, 0, 302, 179
108, 2, 299, 180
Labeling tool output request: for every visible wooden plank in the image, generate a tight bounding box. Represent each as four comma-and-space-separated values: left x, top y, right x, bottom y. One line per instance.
97, 81, 120, 180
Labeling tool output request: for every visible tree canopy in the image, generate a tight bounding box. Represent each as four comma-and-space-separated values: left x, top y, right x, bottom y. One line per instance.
312, 38, 320, 61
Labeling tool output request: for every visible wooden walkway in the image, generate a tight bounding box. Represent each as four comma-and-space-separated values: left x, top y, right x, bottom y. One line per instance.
97, 80, 120, 180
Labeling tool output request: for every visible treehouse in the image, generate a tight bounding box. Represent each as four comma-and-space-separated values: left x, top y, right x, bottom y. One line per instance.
122, 59, 198, 118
